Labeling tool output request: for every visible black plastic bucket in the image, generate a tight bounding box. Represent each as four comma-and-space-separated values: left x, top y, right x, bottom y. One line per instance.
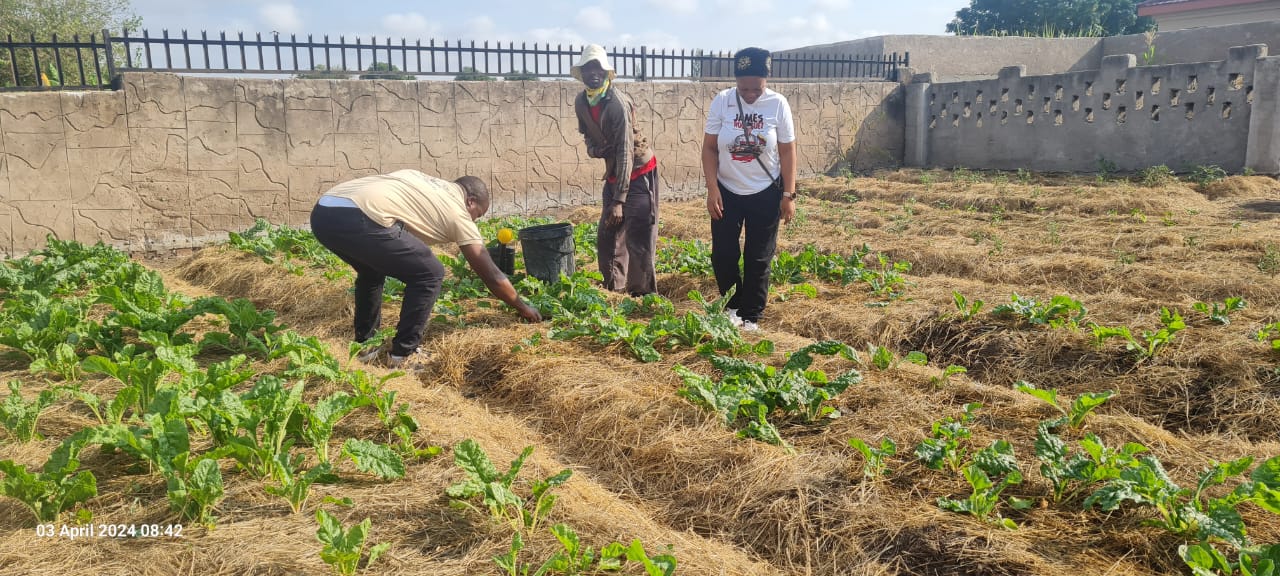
487, 245, 515, 276
518, 223, 575, 283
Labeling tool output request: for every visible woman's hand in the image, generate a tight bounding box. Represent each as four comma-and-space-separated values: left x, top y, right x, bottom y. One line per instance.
780, 196, 796, 225
707, 188, 724, 220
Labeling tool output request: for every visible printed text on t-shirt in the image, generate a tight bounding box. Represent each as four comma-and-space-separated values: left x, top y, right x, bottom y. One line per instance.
734, 113, 764, 130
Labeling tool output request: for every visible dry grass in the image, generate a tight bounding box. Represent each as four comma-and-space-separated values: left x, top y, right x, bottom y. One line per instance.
3, 169, 1280, 575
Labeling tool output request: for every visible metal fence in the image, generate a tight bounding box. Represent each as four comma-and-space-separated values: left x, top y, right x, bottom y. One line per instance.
1, 28, 909, 91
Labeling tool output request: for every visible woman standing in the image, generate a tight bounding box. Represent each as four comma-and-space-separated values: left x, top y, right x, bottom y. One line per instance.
702, 47, 797, 332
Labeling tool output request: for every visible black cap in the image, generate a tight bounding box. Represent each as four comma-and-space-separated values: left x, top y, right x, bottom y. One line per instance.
733, 47, 771, 78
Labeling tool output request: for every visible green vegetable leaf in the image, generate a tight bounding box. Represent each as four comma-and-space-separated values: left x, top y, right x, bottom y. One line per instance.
341, 439, 406, 480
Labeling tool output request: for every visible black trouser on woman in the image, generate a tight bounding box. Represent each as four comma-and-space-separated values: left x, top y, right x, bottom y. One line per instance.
310, 204, 445, 357
710, 180, 782, 323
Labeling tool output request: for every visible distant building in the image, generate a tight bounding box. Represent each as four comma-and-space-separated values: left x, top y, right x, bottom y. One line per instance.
1138, 0, 1280, 31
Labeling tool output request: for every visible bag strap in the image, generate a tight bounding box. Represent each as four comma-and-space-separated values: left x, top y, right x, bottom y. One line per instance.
735, 88, 778, 185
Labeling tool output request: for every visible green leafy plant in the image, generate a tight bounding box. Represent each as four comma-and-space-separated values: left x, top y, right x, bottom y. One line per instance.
27, 342, 84, 382
0, 381, 59, 442
315, 509, 390, 576
0, 238, 132, 295
675, 342, 861, 448
993, 293, 1087, 328
656, 238, 715, 277
0, 292, 91, 371
165, 457, 225, 526
1260, 243, 1280, 275
914, 403, 981, 473
1189, 164, 1229, 187
81, 410, 224, 525
1193, 297, 1246, 325
1257, 322, 1280, 351
222, 377, 306, 480
1139, 164, 1178, 187
494, 525, 677, 576
849, 437, 897, 478
197, 297, 285, 356
93, 266, 201, 342
551, 307, 661, 363
446, 439, 572, 532
1086, 455, 1267, 547
1034, 424, 1147, 503
228, 218, 350, 277
265, 453, 333, 514
929, 365, 968, 388
81, 345, 195, 419
865, 344, 927, 371
268, 331, 345, 382
937, 440, 1029, 529
1090, 307, 1185, 360
0, 437, 97, 523
1014, 381, 1115, 429
951, 291, 984, 321
297, 392, 358, 465
340, 439, 406, 480
347, 327, 394, 361
650, 289, 773, 357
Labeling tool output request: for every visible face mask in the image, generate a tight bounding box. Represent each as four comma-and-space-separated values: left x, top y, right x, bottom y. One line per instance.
586, 79, 610, 106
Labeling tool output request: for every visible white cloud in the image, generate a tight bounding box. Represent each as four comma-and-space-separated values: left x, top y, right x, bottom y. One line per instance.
381, 12, 440, 39
716, 0, 773, 14
618, 31, 684, 50
576, 6, 613, 31
464, 15, 499, 39
812, 0, 850, 9
226, 18, 253, 33
258, 2, 302, 34
527, 27, 588, 47
764, 13, 880, 51
647, 0, 698, 14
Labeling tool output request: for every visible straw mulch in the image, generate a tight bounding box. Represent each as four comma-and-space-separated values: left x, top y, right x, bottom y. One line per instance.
4, 169, 1280, 575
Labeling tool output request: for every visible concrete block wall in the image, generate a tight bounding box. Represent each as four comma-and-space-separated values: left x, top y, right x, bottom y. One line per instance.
906, 45, 1270, 173
785, 22, 1280, 83
0, 73, 904, 256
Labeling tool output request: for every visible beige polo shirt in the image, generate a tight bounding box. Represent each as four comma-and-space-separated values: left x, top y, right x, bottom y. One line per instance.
323, 170, 484, 247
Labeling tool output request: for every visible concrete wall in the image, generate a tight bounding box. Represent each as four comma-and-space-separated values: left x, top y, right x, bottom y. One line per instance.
906, 45, 1270, 173
783, 36, 1102, 82
1103, 20, 1280, 65
0, 73, 903, 256
785, 21, 1280, 82
1147, 1, 1280, 31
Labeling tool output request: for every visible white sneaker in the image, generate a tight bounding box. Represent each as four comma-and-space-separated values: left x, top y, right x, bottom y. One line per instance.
725, 308, 745, 327
741, 320, 760, 333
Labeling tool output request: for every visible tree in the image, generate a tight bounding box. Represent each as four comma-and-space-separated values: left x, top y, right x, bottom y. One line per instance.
946, 0, 1154, 37
0, 0, 141, 87
454, 66, 496, 81
296, 65, 353, 80
358, 61, 415, 80
503, 70, 540, 82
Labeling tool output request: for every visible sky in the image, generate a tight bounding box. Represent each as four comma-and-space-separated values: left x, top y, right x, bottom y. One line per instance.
125, 0, 971, 53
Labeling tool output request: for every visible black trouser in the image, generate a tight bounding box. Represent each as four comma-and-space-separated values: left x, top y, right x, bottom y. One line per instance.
310, 205, 445, 357
597, 169, 659, 296
710, 180, 781, 323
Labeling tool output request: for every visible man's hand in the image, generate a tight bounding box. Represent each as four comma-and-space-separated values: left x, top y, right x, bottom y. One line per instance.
606, 202, 624, 227
707, 188, 724, 221
460, 243, 544, 323
780, 196, 796, 225
515, 301, 543, 323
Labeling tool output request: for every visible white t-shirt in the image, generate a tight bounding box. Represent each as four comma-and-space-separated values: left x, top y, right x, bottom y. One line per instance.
705, 87, 796, 195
